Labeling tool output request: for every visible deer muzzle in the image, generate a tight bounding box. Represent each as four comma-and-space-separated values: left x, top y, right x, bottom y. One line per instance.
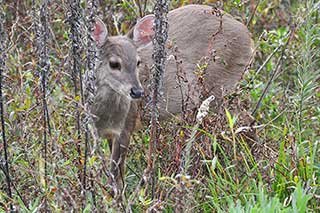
130, 87, 144, 99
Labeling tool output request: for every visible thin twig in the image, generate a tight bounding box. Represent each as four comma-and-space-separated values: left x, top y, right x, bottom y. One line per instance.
246, 0, 261, 27
36, 0, 51, 210
252, 29, 295, 116
147, 0, 170, 199
68, 0, 83, 169
82, 0, 99, 209
0, 3, 13, 210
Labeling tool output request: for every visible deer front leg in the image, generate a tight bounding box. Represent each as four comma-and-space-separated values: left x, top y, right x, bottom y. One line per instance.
108, 102, 138, 196
109, 130, 130, 190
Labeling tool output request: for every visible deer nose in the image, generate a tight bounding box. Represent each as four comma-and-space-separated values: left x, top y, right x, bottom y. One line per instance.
130, 87, 144, 99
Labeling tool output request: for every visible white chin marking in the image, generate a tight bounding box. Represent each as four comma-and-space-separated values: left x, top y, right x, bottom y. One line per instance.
107, 81, 131, 99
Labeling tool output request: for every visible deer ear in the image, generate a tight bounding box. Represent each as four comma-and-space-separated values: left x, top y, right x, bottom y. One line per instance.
92, 18, 108, 47
130, 14, 155, 48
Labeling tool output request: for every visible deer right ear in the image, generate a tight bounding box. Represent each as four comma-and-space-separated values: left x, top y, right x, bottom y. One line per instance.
92, 18, 108, 47
129, 14, 155, 48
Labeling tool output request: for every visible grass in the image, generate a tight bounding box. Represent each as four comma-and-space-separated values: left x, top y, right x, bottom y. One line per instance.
0, 0, 319, 212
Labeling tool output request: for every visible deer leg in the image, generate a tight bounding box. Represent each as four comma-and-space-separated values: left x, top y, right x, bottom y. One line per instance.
109, 130, 130, 188
108, 102, 138, 195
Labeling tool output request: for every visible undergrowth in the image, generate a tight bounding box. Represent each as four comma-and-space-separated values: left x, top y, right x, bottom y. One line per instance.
0, 0, 319, 212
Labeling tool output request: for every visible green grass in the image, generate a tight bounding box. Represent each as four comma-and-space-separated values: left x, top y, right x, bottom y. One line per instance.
0, 0, 319, 212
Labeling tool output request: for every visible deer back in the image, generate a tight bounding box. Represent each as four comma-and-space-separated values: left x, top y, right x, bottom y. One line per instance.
134, 4, 253, 119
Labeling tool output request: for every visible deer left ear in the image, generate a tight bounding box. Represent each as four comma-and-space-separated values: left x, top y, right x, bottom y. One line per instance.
92, 18, 108, 47
128, 14, 155, 48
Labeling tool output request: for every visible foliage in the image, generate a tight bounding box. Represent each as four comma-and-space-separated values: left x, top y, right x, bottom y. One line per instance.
0, 0, 319, 212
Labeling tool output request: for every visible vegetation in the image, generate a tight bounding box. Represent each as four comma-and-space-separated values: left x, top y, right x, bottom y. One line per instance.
0, 0, 319, 212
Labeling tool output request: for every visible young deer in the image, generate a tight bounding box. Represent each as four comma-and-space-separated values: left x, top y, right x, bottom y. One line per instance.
91, 4, 253, 191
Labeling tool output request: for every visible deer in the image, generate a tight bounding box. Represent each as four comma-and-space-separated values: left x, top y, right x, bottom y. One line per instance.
90, 4, 253, 194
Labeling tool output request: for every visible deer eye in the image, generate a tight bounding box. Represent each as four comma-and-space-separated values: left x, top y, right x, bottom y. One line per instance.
109, 61, 121, 70
137, 60, 141, 67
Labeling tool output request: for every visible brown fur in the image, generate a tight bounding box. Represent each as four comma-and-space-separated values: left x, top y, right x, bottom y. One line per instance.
138, 5, 253, 119
92, 5, 253, 193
